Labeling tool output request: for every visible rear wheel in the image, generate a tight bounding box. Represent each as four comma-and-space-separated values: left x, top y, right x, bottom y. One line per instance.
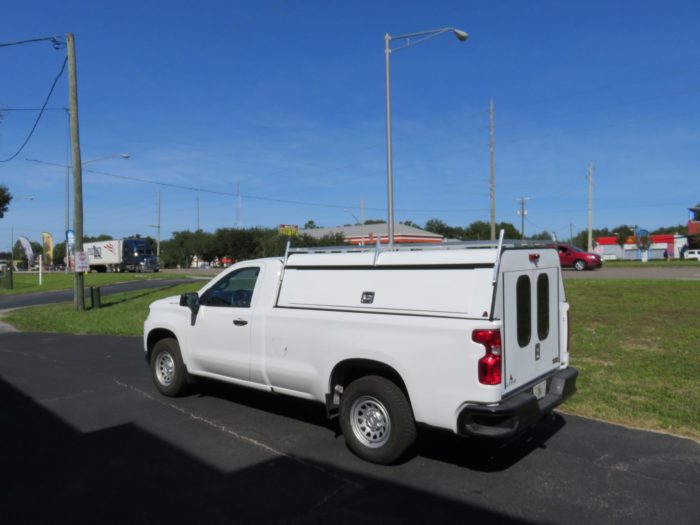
150, 338, 189, 396
574, 259, 587, 271
339, 375, 416, 464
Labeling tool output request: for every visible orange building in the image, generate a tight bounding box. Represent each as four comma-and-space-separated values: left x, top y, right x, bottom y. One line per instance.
300, 223, 443, 245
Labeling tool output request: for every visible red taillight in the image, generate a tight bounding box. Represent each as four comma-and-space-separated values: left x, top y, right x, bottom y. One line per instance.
567, 309, 572, 354
472, 329, 502, 385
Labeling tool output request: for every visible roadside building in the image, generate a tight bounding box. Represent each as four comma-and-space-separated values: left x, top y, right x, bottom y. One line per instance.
688, 204, 700, 237
595, 234, 687, 260
300, 223, 443, 245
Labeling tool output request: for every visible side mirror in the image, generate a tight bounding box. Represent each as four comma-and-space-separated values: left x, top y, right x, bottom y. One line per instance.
179, 292, 200, 314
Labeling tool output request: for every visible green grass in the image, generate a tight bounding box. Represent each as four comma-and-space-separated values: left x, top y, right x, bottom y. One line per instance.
0, 271, 191, 296
565, 280, 700, 439
2, 282, 202, 336
2, 277, 698, 439
602, 259, 700, 267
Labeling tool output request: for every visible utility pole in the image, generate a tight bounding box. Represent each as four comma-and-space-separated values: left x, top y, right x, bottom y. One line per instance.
67, 33, 85, 311
489, 98, 496, 240
196, 194, 200, 230
360, 195, 366, 246
517, 196, 530, 240
587, 162, 594, 252
570, 223, 574, 244
65, 160, 70, 273
235, 180, 242, 228
148, 191, 161, 258
156, 191, 161, 257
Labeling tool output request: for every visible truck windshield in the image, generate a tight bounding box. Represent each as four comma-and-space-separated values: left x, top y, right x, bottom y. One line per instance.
126, 241, 153, 256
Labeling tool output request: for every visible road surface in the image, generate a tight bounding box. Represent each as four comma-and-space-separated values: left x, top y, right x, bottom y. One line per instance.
0, 277, 201, 310
1, 332, 697, 524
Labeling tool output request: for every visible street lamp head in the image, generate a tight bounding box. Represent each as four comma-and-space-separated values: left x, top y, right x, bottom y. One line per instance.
119, 153, 130, 159
452, 29, 469, 41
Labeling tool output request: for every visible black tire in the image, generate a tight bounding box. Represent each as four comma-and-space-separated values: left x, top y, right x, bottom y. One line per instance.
574, 259, 587, 271
150, 338, 189, 396
339, 375, 416, 465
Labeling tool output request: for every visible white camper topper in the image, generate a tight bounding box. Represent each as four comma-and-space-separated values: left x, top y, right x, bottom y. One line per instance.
144, 240, 577, 464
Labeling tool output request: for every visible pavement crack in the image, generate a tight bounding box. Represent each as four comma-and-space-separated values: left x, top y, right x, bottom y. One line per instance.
112, 379, 363, 493
39, 389, 96, 403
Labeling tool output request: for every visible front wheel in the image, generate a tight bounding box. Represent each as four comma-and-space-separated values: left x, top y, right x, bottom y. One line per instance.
574, 259, 587, 271
150, 338, 189, 396
339, 375, 416, 464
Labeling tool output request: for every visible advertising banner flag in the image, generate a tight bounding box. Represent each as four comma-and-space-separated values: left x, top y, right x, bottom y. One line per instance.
42, 232, 54, 266
17, 236, 34, 266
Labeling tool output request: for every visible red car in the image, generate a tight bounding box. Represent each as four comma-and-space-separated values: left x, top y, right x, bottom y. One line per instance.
548, 243, 602, 271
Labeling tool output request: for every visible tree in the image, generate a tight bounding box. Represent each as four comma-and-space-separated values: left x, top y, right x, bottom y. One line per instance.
652, 224, 687, 235
529, 230, 554, 241
425, 218, 458, 238
463, 221, 490, 240
84, 234, 113, 243
304, 220, 318, 229
0, 185, 12, 218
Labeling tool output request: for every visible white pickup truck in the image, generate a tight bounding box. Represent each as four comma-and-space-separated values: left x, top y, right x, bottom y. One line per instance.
144, 240, 578, 464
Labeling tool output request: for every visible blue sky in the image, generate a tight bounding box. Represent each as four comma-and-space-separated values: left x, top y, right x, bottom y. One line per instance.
1, 0, 699, 249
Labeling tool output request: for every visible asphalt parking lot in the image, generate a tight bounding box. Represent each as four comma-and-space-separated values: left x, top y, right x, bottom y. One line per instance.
1, 332, 698, 524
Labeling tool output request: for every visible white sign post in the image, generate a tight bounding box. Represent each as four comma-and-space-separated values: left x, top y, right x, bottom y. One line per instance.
75, 251, 89, 273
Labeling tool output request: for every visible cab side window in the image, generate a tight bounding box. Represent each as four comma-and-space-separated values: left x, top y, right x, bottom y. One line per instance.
202, 267, 260, 308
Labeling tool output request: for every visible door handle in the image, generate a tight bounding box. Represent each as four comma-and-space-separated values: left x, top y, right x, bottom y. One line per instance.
233, 318, 248, 326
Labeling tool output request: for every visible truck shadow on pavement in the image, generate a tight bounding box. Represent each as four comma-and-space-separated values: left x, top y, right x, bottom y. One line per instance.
415, 413, 567, 472
1, 377, 535, 524
193, 378, 567, 472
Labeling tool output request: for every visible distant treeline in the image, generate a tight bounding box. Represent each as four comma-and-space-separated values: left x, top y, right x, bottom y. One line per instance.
0, 219, 693, 268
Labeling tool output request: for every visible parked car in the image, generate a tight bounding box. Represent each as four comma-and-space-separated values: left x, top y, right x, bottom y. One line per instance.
686, 249, 700, 261
548, 243, 602, 271
144, 242, 578, 464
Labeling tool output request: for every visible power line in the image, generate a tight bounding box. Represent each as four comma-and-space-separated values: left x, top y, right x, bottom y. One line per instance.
0, 107, 67, 112
23, 158, 490, 214
0, 35, 64, 49
0, 57, 68, 163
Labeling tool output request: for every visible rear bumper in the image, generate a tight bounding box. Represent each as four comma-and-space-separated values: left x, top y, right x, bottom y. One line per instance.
456, 367, 578, 439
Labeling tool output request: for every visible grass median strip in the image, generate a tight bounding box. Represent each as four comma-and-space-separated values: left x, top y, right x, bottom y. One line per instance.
2, 278, 698, 439
2, 282, 202, 336
0, 272, 192, 296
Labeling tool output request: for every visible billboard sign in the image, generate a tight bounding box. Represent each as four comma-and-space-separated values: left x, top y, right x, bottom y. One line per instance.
278, 224, 299, 237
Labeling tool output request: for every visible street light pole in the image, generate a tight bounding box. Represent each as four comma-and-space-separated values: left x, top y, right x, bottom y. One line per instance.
384, 33, 395, 246
384, 27, 468, 245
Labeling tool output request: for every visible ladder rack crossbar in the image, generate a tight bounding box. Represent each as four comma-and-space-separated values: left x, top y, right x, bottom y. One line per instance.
286, 239, 532, 256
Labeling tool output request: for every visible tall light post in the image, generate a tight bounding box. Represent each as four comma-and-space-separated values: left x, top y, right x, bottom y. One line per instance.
26, 153, 129, 273
27, 153, 130, 233
384, 27, 468, 245
343, 208, 365, 246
